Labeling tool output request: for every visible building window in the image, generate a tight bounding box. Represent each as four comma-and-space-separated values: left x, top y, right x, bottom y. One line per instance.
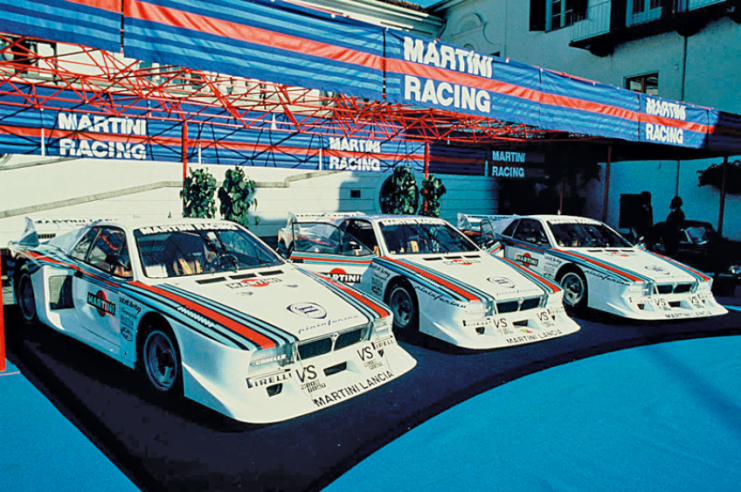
626, 73, 659, 96
532, 0, 587, 31
627, 0, 663, 25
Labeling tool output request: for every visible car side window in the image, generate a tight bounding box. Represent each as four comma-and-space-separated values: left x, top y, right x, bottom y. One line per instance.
86, 227, 132, 278
345, 220, 379, 252
513, 219, 549, 247
70, 227, 98, 261
502, 219, 519, 238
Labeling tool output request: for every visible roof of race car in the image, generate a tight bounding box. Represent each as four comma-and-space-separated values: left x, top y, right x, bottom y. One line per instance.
78, 217, 242, 232
347, 214, 449, 223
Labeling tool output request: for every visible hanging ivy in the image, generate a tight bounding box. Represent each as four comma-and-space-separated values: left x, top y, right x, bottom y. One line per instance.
697, 159, 741, 195
419, 174, 447, 217
218, 167, 259, 228
181, 168, 217, 218
379, 165, 419, 215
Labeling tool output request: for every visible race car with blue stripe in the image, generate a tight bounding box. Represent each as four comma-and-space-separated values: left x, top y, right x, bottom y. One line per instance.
460, 214, 728, 320
7, 218, 415, 423
282, 214, 580, 350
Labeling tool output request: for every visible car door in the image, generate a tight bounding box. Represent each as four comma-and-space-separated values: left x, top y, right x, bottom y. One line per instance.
72, 226, 132, 354
502, 218, 549, 275
288, 221, 375, 293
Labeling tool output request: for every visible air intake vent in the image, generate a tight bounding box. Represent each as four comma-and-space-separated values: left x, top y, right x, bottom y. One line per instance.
49, 275, 73, 310
196, 277, 226, 284
297, 324, 370, 360
230, 273, 256, 280
424, 257, 443, 261
259, 270, 283, 276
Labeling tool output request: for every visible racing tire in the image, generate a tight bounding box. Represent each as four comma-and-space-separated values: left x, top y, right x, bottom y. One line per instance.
140, 324, 183, 395
558, 270, 589, 311
386, 282, 419, 334
16, 268, 38, 325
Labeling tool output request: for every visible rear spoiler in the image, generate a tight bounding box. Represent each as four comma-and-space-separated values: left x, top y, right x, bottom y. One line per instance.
285, 211, 365, 228
457, 213, 518, 232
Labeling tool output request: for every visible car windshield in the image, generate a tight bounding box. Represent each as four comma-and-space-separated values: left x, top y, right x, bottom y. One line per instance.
548, 222, 631, 248
685, 226, 710, 245
379, 221, 478, 255
135, 224, 283, 278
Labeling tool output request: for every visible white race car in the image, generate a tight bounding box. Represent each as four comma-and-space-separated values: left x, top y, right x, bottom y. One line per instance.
282, 214, 580, 350
8, 218, 415, 423
461, 214, 728, 320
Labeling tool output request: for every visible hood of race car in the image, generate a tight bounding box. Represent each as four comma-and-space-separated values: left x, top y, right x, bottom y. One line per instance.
399, 252, 545, 300
562, 248, 698, 284
158, 266, 369, 341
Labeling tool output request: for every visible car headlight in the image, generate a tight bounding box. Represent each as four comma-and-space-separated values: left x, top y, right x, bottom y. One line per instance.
250, 344, 294, 370
730, 265, 741, 276
373, 316, 393, 337
628, 282, 651, 296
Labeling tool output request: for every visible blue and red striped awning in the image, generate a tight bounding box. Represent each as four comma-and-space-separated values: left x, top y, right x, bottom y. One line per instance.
0, 0, 739, 154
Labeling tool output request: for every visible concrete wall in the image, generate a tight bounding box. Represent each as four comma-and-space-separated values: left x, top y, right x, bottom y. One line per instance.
436, 0, 741, 238
0, 156, 500, 246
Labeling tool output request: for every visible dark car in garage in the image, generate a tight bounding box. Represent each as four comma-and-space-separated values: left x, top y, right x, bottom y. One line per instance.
650, 220, 741, 295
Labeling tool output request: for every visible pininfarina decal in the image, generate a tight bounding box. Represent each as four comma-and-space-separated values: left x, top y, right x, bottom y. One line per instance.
87, 291, 116, 317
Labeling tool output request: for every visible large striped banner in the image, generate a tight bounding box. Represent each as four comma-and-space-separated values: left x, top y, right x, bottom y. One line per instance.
122, 0, 385, 101
0, 0, 122, 53
385, 31, 542, 128
0, 82, 426, 172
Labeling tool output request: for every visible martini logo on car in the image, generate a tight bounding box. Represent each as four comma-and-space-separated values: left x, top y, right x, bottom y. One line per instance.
328, 268, 362, 284
515, 253, 539, 268
226, 277, 282, 289
443, 258, 480, 266
288, 302, 327, 319
87, 291, 116, 317
487, 276, 515, 288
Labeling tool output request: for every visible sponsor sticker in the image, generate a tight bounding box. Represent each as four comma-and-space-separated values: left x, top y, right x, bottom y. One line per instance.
288, 302, 327, 319
443, 258, 480, 266
328, 268, 362, 284
87, 291, 116, 317
372, 337, 395, 350
515, 253, 539, 268
487, 276, 515, 289
226, 277, 282, 289
246, 369, 292, 389
312, 370, 394, 408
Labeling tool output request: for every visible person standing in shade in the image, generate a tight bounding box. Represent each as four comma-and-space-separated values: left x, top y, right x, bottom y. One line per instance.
634, 191, 653, 244
664, 196, 685, 257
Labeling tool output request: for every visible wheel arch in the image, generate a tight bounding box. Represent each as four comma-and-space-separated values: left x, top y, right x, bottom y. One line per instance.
383, 274, 415, 304
555, 262, 586, 284
135, 311, 177, 367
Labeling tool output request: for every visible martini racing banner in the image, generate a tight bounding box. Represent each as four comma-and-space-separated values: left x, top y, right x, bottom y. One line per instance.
638, 94, 710, 149
539, 70, 640, 141
122, 0, 385, 101
0, 82, 426, 172
385, 32, 542, 127
0, 0, 122, 53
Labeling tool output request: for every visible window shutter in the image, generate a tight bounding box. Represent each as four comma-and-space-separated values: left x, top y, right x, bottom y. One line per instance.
530, 0, 547, 31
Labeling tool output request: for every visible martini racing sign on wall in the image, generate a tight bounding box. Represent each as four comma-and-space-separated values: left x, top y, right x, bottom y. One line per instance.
490, 149, 545, 180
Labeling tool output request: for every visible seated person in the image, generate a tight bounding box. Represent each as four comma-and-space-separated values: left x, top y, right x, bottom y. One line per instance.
166, 232, 215, 276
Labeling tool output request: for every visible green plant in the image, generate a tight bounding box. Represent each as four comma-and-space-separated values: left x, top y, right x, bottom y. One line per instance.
379, 165, 419, 215
419, 174, 447, 217
218, 166, 259, 228
698, 160, 741, 194
181, 168, 217, 218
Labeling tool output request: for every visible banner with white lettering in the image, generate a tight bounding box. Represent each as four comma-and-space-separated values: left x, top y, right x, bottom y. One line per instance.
428, 144, 486, 176
639, 94, 709, 149
323, 136, 425, 173
540, 69, 640, 141
385, 32, 542, 127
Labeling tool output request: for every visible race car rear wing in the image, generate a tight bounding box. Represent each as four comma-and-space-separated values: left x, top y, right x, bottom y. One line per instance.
285, 211, 365, 228
457, 213, 518, 232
